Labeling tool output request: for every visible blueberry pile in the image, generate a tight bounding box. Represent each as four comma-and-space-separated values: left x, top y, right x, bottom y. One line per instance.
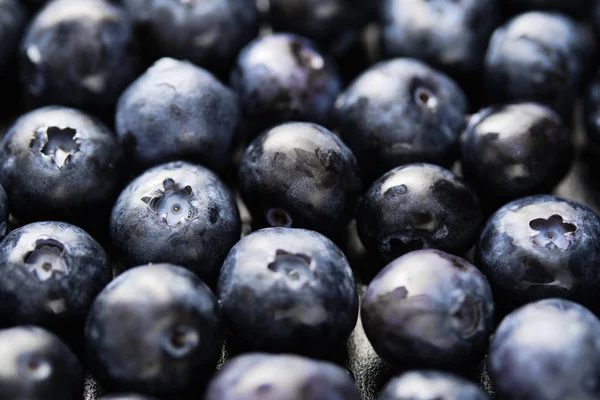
2, 1, 600, 399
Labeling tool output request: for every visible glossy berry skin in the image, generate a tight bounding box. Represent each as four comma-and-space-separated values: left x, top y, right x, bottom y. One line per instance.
0, 326, 83, 400
483, 12, 593, 120
85, 264, 223, 397
218, 228, 359, 359
0, 0, 25, 71
358, 163, 483, 263
489, 299, 600, 400
0, 222, 111, 341
0, 106, 123, 227
500, 0, 593, 17
460, 103, 573, 204
20, 0, 140, 112
115, 57, 241, 171
379, 370, 488, 400
230, 33, 342, 131
362, 249, 494, 373
268, 0, 375, 56
476, 195, 600, 311
122, 0, 259, 75
380, 0, 499, 78
334, 59, 468, 183
238, 122, 361, 239
205, 353, 361, 400
110, 161, 240, 284
584, 71, 600, 145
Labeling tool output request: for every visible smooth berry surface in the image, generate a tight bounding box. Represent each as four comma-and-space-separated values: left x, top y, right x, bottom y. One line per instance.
378, 370, 488, 400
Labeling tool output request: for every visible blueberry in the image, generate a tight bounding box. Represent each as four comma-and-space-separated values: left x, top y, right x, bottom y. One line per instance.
0, 221, 111, 342
378, 370, 488, 400
460, 103, 573, 205
110, 161, 240, 284
357, 163, 483, 264
230, 33, 342, 132
20, 0, 140, 112
334, 59, 468, 182
361, 249, 495, 373
0, 0, 25, 71
85, 263, 223, 396
476, 195, 600, 311
122, 0, 259, 76
379, 0, 500, 78
0, 325, 83, 400
584, 71, 600, 145
489, 298, 600, 400
268, 0, 375, 56
500, 0, 593, 17
115, 57, 241, 172
205, 353, 361, 400
218, 227, 359, 359
0, 106, 123, 229
0, 184, 8, 240
238, 122, 361, 239
483, 11, 594, 120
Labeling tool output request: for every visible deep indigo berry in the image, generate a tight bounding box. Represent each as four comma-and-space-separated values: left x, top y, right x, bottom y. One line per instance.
361, 249, 495, 373
0, 184, 8, 240
122, 0, 259, 76
238, 122, 361, 239
268, 0, 375, 56
85, 264, 223, 396
483, 11, 594, 120
334, 59, 468, 182
20, 0, 140, 111
0, 326, 83, 400
489, 299, 600, 400
378, 370, 488, 400
357, 163, 483, 264
379, 0, 500, 78
115, 57, 241, 171
0, 221, 111, 342
0, 0, 25, 71
0, 106, 123, 228
218, 228, 359, 359
500, 0, 593, 17
230, 33, 342, 131
476, 195, 600, 311
584, 71, 600, 145
460, 103, 573, 204
110, 161, 241, 284
205, 353, 361, 400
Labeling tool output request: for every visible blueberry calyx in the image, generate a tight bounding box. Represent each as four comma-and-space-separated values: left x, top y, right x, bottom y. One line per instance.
19, 357, 51, 380
163, 325, 199, 358
23, 238, 68, 281
141, 178, 198, 227
268, 249, 317, 284
529, 214, 577, 250
31, 126, 81, 168
266, 208, 293, 227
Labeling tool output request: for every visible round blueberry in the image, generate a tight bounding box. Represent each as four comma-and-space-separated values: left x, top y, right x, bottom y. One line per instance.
122, 0, 259, 75
0, 106, 123, 228
476, 195, 600, 311
483, 11, 594, 120
268, 0, 375, 56
218, 228, 359, 358
380, 0, 500, 78
85, 263, 223, 396
334, 59, 468, 182
0, 326, 83, 400
20, 0, 140, 112
379, 370, 488, 400
489, 298, 600, 400
238, 122, 361, 240
357, 163, 483, 264
230, 33, 342, 131
115, 57, 241, 171
110, 161, 241, 284
0, 0, 25, 71
205, 353, 360, 400
0, 221, 111, 342
460, 103, 573, 204
584, 71, 600, 145
361, 249, 495, 373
